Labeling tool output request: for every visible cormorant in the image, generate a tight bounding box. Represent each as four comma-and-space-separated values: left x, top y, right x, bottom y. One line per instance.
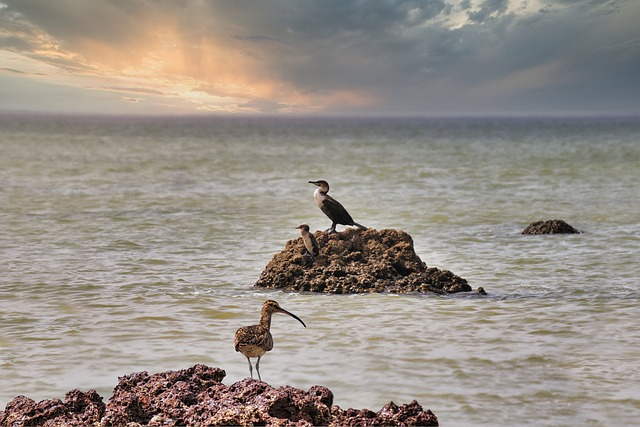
308, 180, 367, 233
295, 224, 319, 258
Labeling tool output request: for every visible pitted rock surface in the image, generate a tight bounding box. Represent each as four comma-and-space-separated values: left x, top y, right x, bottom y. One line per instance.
256, 228, 471, 294
522, 219, 581, 235
0, 365, 438, 426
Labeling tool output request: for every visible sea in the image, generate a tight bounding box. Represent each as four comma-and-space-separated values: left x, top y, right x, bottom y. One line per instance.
0, 112, 639, 426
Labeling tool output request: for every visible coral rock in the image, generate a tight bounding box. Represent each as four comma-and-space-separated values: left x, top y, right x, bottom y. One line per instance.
0, 365, 439, 426
0, 389, 104, 427
101, 364, 225, 426
332, 400, 438, 426
522, 219, 581, 235
256, 228, 471, 294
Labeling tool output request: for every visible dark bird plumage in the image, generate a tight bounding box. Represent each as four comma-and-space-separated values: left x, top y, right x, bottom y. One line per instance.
296, 224, 319, 258
233, 300, 306, 381
309, 180, 367, 233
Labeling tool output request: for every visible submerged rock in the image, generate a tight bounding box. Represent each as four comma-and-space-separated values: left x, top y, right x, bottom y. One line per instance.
522, 219, 581, 235
256, 228, 472, 294
0, 365, 439, 426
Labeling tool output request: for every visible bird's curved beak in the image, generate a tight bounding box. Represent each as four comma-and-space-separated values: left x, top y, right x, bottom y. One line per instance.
277, 308, 307, 328
308, 180, 319, 186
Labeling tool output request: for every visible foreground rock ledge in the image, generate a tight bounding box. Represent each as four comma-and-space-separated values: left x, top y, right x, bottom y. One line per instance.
0, 365, 438, 427
522, 219, 581, 235
256, 228, 472, 294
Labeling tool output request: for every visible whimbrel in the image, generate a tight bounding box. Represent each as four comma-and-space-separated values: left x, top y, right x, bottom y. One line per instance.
309, 180, 367, 233
295, 224, 319, 259
233, 300, 306, 381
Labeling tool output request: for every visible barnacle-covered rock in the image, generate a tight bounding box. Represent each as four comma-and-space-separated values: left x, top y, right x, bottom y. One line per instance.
522, 219, 581, 235
256, 228, 471, 294
0, 365, 439, 426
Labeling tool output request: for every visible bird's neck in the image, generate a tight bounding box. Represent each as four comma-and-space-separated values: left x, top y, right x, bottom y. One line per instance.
314, 188, 326, 198
259, 312, 272, 330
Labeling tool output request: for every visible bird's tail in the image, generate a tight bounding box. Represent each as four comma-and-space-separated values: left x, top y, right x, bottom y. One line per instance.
353, 222, 367, 230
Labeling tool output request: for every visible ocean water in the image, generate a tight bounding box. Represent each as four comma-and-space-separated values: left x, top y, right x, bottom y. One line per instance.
1, 112, 639, 426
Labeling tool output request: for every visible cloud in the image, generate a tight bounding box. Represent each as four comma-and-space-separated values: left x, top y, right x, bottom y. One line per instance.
120, 96, 142, 103
1, 67, 25, 74
107, 86, 167, 96
1, 0, 639, 114
466, 0, 509, 23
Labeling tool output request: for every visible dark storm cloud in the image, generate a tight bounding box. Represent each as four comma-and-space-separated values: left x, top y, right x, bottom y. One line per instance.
216, 0, 640, 112
1, 0, 639, 114
223, 1, 454, 89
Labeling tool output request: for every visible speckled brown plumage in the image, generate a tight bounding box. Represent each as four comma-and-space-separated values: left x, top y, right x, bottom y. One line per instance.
234, 300, 306, 381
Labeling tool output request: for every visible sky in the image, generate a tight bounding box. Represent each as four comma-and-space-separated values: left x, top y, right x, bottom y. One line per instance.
1, 0, 639, 116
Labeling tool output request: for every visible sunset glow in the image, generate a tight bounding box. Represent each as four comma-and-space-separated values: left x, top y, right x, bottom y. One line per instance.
1, 0, 639, 115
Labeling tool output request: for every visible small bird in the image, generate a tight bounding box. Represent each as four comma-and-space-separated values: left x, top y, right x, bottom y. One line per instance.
309, 180, 367, 233
233, 300, 306, 381
295, 224, 319, 259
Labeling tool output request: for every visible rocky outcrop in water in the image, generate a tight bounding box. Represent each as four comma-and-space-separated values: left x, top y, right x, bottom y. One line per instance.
0, 390, 105, 427
522, 219, 581, 235
256, 228, 472, 294
0, 365, 438, 426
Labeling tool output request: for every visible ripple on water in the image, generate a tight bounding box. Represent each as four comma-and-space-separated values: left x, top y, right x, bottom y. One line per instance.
2, 115, 640, 425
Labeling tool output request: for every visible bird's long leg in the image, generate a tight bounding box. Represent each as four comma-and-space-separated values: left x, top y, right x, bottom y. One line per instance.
326, 223, 337, 234
246, 357, 254, 379
256, 356, 262, 381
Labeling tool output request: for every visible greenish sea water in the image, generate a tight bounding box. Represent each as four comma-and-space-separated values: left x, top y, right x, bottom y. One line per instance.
1, 113, 639, 426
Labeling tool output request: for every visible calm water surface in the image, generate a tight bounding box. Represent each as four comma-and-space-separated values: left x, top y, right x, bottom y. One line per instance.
1, 113, 639, 426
